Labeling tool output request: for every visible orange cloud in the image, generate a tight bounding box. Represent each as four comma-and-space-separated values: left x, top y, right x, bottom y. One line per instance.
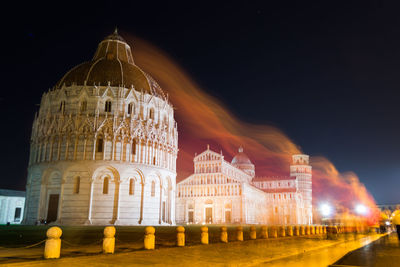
124, 34, 378, 223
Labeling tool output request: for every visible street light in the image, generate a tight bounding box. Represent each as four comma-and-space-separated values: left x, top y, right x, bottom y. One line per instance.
320, 203, 332, 217
355, 204, 368, 215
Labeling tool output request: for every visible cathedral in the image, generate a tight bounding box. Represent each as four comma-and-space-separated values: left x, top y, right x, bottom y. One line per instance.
175, 147, 312, 225
23, 30, 178, 225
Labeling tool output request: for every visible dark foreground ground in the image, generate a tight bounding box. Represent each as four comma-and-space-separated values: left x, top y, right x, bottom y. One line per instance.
331, 233, 400, 267
0, 225, 267, 247
0, 225, 385, 266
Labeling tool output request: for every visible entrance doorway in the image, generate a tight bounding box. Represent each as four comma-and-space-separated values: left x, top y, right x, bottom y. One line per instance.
47, 194, 59, 223
205, 207, 213, 223
225, 210, 231, 223
188, 211, 194, 223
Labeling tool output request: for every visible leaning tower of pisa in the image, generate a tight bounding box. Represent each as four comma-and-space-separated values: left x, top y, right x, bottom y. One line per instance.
23, 29, 178, 225
290, 154, 313, 224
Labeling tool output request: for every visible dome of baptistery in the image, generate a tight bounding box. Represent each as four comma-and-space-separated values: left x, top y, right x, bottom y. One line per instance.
231, 147, 255, 178
23, 29, 178, 226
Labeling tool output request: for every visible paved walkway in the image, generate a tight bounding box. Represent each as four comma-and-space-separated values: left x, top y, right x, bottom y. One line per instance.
331, 232, 400, 267
1, 233, 385, 267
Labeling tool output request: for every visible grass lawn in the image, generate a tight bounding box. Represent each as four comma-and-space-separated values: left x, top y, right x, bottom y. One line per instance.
0, 225, 266, 248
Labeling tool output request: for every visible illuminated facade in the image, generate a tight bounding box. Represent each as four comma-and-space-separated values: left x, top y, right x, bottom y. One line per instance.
176, 147, 312, 225
23, 30, 178, 225
0, 189, 25, 225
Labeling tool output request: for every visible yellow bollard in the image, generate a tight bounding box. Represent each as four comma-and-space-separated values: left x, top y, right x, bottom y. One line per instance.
44, 226, 62, 259
286, 226, 293, 236
270, 226, 278, 238
144, 226, 155, 250
249, 226, 257, 240
323, 226, 327, 234
260, 226, 268, 239
315, 226, 319, 234
311, 225, 315, 235
103, 226, 115, 254
293, 226, 300, 236
300, 225, 305, 235
279, 226, 286, 237
305, 225, 311, 235
201, 226, 209, 244
176, 226, 185, 247
220, 226, 228, 243
236, 226, 243, 241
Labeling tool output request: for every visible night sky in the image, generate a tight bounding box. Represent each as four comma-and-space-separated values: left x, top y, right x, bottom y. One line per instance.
2, 2, 400, 204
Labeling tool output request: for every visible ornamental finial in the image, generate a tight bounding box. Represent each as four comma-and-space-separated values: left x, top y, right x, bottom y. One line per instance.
114, 27, 118, 35
238, 146, 243, 153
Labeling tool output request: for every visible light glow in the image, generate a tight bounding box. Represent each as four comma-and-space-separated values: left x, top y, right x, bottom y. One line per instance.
320, 203, 333, 217
355, 204, 368, 215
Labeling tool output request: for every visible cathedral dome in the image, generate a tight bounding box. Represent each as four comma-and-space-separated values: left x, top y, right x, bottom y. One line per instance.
231, 147, 255, 178
56, 29, 163, 96
231, 147, 252, 165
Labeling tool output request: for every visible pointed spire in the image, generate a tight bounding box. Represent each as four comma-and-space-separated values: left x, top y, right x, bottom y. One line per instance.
238, 146, 243, 153
114, 27, 118, 35
207, 144, 210, 150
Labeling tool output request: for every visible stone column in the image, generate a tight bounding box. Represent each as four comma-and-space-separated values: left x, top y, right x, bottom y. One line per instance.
83, 137, 87, 160
56, 178, 65, 224
57, 138, 61, 160
92, 136, 97, 160
113, 180, 121, 225
138, 180, 145, 224
85, 179, 94, 225
159, 182, 163, 224
49, 140, 53, 162
65, 138, 69, 160
111, 137, 116, 161
73, 136, 78, 160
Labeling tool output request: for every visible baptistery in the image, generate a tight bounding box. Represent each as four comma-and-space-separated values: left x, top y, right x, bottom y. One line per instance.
23, 29, 178, 225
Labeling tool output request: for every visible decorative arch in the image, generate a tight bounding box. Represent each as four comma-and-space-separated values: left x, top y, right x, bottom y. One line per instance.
90, 165, 121, 224
119, 168, 146, 224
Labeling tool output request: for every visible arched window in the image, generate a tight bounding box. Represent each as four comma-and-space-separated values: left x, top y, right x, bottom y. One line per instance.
103, 177, 109, 194
129, 179, 135, 195
131, 139, 136, 155
127, 103, 134, 115
60, 101, 66, 113
74, 176, 80, 194
151, 181, 156, 197
139, 106, 144, 119
149, 108, 154, 120
97, 138, 103, 152
80, 100, 87, 112
105, 101, 112, 112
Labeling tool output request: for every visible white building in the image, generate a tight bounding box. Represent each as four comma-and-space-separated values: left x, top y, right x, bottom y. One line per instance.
176, 147, 312, 225
23, 30, 178, 225
0, 189, 25, 224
